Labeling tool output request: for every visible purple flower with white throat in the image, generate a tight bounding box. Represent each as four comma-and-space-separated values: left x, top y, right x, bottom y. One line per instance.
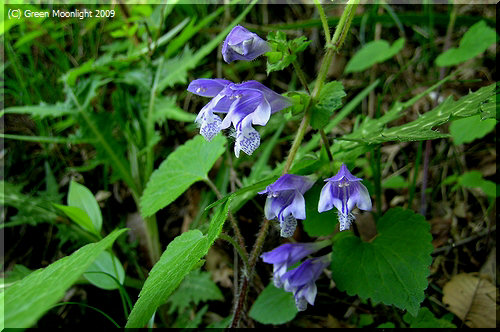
222, 25, 270, 63
261, 241, 330, 288
281, 255, 330, 311
187, 79, 290, 157
259, 174, 314, 237
318, 163, 372, 231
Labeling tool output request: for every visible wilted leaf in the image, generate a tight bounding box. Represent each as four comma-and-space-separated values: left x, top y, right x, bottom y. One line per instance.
442, 273, 497, 328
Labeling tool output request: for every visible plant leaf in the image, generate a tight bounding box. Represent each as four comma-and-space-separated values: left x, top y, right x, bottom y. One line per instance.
442, 273, 497, 328
140, 135, 226, 218
345, 38, 404, 73
68, 181, 102, 233
53, 204, 97, 235
303, 182, 337, 237
126, 198, 231, 328
167, 269, 223, 314
83, 251, 125, 290
266, 30, 311, 74
0, 103, 74, 119
331, 207, 433, 316
403, 307, 456, 328
436, 21, 497, 67
340, 83, 497, 144
449, 115, 497, 145
249, 283, 298, 325
310, 81, 346, 130
0, 229, 127, 328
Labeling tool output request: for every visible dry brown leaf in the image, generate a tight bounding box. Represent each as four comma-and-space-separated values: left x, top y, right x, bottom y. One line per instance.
442, 273, 498, 328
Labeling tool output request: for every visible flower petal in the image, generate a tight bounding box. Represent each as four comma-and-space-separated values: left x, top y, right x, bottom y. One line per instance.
198, 112, 222, 142
187, 79, 231, 97
222, 26, 270, 63
351, 182, 373, 211
280, 215, 297, 238
318, 182, 334, 213
234, 125, 260, 158
280, 190, 306, 221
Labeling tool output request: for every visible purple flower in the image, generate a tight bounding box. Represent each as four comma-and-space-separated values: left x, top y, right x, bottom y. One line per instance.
281, 255, 330, 311
222, 25, 270, 63
187, 79, 290, 157
261, 241, 330, 288
318, 163, 372, 231
258, 174, 314, 237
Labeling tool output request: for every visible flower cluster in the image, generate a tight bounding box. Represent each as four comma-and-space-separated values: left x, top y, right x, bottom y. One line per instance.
187, 79, 291, 157
260, 164, 371, 237
187, 25, 374, 314
261, 241, 331, 311
188, 25, 285, 158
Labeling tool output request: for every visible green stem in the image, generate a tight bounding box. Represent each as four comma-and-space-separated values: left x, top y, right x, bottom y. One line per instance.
291, 60, 311, 95
329, 0, 360, 52
145, 57, 164, 184
204, 178, 248, 262
314, 0, 331, 44
220, 233, 249, 267
283, 1, 358, 174
282, 109, 312, 174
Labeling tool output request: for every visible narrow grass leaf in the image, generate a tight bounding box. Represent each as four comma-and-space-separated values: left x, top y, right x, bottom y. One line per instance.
0, 229, 127, 328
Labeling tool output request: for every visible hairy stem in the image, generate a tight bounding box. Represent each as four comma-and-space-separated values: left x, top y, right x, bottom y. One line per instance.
314, 0, 331, 44
230, 219, 271, 328
204, 178, 248, 261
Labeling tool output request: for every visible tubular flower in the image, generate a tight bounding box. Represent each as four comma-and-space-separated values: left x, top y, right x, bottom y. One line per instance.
258, 174, 314, 237
318, 163, 372, 231
261, 241, 330, 288
222, 25, 270, 63
187, 79, 290, 157
281, 255, 330, 311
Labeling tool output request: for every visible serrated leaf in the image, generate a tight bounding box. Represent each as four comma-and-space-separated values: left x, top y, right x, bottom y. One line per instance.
303, 183, 337, 237
0, 229, 127, 328
345, 38, 405, 73
436, 21, 497, 67
167, 269, 223, 314
126, 198, 231, 328
403, 307, 456, 328
68, 181, 102, 233
140, 135, 226, 218
157, 46, 195, 92
249, 283, 298, 325
449, 115, 497, 145
83, 251, 125, 290
154, 96, 196, 124
331, 208, 433, 316
266, 30, 310, 74
0, 103, 74, 119
341, 83, 496, 144
310, 81, 346, 130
